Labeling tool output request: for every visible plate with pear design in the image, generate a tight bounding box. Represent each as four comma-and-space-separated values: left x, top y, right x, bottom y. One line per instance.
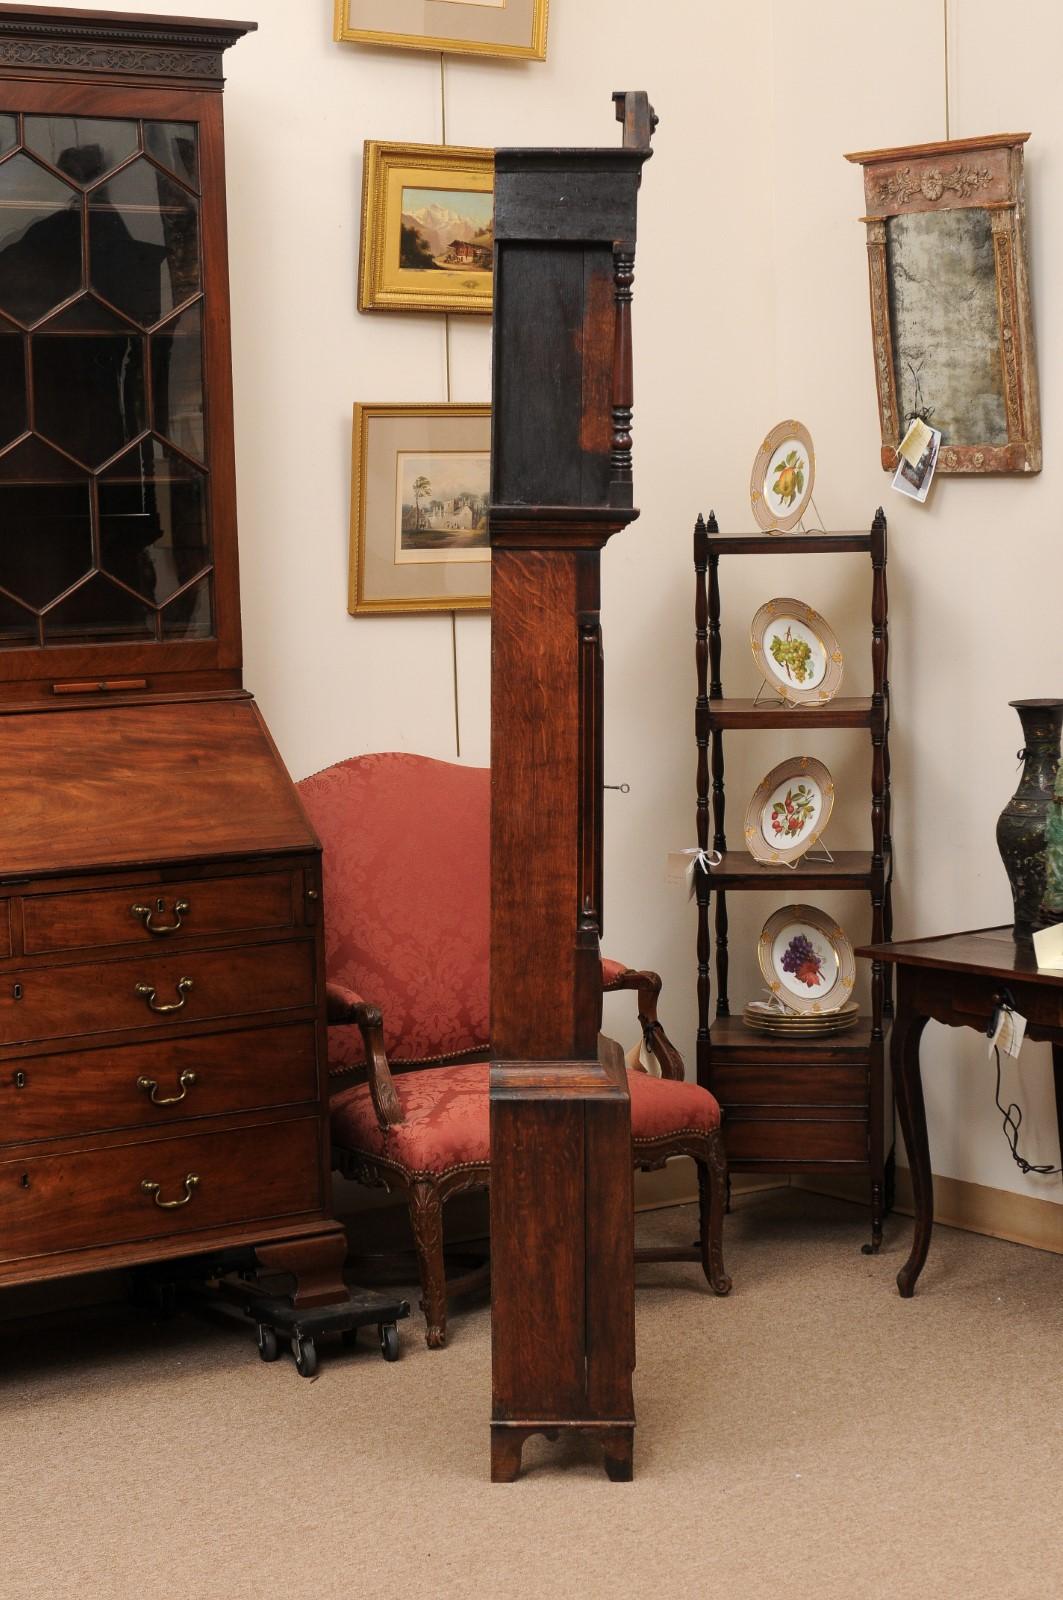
757, 905, 855, 1014
750, 419, 815, 532
745, 756, 835, 866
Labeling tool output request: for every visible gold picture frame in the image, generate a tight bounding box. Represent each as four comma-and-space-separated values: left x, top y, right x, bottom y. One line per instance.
845, 133, 1041, 475
359, 141, 494, 315
334, 0, 549, 61
349, 403, 491, 615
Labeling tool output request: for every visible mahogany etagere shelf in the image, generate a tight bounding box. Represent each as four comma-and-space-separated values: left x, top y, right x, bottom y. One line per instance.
693, 510, 895, 1250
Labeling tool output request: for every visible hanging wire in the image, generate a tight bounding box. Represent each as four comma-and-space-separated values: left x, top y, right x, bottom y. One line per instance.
943, 0, 951, 140
440, 51, 461, 759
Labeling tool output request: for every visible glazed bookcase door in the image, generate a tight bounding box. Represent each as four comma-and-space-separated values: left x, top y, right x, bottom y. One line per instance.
0, 83, 239, 700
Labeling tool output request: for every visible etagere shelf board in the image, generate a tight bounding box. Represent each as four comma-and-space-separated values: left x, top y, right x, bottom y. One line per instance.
0, 9, 351, 1320
693, 511, 895, 1250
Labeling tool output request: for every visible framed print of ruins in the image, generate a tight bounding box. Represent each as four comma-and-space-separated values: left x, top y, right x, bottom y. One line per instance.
348, 403, 491, 615
846, 134, 1041, 475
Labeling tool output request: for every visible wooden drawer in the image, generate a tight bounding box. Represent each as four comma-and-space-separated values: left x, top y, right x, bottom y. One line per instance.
0, 1117, 322, 1265
1, 1023, 319, 1145
712, 1064, 868, 1109
0, 902, 9, 959
725, 1117, 867, 1164
22, 871, 294, 956
0, 941, 315, 1048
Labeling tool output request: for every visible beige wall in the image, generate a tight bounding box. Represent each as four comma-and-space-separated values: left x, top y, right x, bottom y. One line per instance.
100, 1, 1062, 1206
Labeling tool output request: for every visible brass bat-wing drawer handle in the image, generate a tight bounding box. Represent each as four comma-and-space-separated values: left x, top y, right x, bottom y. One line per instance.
141, 1173, 199, 1209
136, 1068, 197, 1106
135, 977, 193, 1014
130, 900, 190, 936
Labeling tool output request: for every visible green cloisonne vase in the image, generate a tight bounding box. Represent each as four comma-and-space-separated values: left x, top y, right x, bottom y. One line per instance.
995, 699, 1063, 944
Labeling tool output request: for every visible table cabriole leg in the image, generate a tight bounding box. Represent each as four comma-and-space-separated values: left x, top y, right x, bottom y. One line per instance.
893, 986, 931, 1297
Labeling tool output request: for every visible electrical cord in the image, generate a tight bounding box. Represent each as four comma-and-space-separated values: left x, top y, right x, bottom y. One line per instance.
992, 1044, 1063, 1177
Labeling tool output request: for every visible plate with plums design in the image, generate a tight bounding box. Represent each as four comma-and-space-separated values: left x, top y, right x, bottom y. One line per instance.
757, 905, 855, 1014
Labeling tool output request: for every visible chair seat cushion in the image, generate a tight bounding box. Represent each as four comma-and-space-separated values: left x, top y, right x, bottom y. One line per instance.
330, 1060, 721, 1181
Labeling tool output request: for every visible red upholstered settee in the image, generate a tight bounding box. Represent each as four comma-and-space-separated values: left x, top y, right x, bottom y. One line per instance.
298, 752, 729, 1348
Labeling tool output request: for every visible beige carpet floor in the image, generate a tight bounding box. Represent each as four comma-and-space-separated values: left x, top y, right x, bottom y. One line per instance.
4, 1187, 1063, 1600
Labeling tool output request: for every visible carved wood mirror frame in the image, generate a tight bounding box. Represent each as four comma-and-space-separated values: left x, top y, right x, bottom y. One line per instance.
846, 133, 1041, 476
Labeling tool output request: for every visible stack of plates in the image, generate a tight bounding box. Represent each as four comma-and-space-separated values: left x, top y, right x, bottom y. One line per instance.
742, 999, 860, 1038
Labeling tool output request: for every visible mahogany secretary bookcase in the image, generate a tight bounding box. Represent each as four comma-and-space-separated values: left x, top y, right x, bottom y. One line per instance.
0, 8, 350, 1311
694, 512, 895, 1250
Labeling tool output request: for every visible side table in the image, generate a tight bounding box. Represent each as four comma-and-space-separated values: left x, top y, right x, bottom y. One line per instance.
857, 928, 1063, 1297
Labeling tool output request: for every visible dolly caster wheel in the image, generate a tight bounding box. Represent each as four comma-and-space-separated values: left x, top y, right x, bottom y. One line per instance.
256, 1324, 280, 1362
293, 1335, 318, 1378
380, 1324, 400, 1362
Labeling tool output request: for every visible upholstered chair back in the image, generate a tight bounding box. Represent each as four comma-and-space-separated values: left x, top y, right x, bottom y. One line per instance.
297, 752, 490, 1073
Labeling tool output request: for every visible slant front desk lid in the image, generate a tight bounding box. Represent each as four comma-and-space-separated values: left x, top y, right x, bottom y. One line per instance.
0, 698, 317, 880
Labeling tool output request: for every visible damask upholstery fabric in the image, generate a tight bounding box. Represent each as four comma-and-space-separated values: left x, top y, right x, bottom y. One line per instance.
298, 753, 491, 1068
330, 1060, 722, 1181
297, 753, 634, 1071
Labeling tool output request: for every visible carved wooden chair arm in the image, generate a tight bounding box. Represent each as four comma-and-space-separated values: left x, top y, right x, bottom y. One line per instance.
601, 965, 686, 1081
324, 981, 405, 1130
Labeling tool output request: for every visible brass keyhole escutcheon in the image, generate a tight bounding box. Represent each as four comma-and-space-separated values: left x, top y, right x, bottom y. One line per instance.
13, 1071, 26, 1090
19, 1173, 29, 1189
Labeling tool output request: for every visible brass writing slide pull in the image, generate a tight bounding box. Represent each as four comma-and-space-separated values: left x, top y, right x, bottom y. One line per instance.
141, 1174, 199, 1209
130, 899, 190, 936
136, 1068, 196, 1106
135, 977, 193, 1014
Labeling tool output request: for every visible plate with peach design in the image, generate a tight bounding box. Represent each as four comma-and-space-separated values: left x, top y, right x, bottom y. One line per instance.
757, 905, 855, 1015
744, 757, 834, 866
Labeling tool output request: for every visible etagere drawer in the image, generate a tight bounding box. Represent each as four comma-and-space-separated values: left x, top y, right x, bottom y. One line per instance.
0, 941, 316, 1048
21, 871, 295, 956
1, 1023, 319, 1145
0, 1117, 322, 1265
712, 1064, 868, 1108
724, 1118, 867, 1164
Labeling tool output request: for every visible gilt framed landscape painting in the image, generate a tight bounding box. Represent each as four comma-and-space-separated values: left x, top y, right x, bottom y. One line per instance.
349, 404, 491, 615
360, 142, 494, 315
334, 0, 549, 60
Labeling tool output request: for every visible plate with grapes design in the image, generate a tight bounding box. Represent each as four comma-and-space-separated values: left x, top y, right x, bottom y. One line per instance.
757, 905, 855, 1014
750, 598, 844, 706
750, 419, 815, 532
745, 757, 835, 866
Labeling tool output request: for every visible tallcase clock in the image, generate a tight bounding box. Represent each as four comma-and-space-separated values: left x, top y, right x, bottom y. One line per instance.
0, 8, 350, 1312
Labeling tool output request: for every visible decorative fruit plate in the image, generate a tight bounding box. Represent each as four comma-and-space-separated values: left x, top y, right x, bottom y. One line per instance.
750, 597, 844, 707
742, 999, 859, 1037
744, 756, 834, 866
749, 419, 815, 532
757, 905, 855, 1015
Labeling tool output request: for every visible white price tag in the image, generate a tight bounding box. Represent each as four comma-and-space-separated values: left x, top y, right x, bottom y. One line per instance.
1032, 922, 1063, 971
988, 1006, 1027, 1060
665, 848, 721, 901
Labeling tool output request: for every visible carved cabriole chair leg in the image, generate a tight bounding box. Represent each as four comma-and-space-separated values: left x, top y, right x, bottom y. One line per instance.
698, 1132, 732, 1296
408, 1180, 448, 1349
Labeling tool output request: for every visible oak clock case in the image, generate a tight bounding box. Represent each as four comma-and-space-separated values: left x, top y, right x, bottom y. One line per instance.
0, 9, 349, 1313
